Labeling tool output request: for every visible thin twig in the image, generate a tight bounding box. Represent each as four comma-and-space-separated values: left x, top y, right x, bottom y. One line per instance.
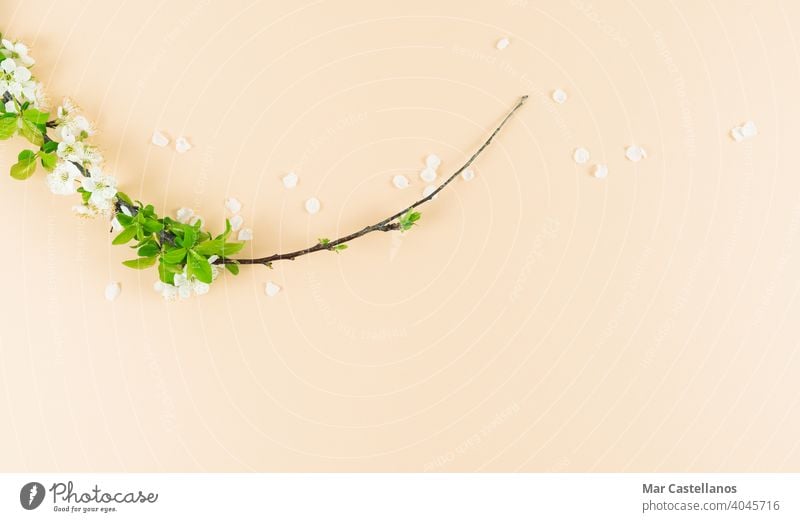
218, 95, 528, 267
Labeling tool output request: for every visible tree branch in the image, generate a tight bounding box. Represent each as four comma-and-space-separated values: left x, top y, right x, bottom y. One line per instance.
218, 95, 528, 267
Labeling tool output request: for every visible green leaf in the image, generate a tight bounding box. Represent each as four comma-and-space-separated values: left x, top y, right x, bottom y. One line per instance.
18, 149, 35, 162
137, 242, 160, 257
332, 244, 348, 253
41, 140, 58, 153
116, 213, 134, 227
318, 238, 330, 246
186, 250, 213, 284
19, 119, 43, 146
193, 239, 224, 256
22, 108, 49, 125
143, 218, 163, 233
0, 114, 16, 140
162, 248, 187, 264
225, 262, 240, 275
214, 219, 232, 241
112, 226, 138, 245
220, 242, 245, 256
10, 155, 37, 180
158, 260, 176, 284
122, 257, 158, 269
398, 209, 422, 231
181, 227, 197, 249
116, 191, 133, 206
40, 151, 57, 171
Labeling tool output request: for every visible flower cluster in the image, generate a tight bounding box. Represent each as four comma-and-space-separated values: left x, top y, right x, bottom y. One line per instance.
0, 32, 245, 299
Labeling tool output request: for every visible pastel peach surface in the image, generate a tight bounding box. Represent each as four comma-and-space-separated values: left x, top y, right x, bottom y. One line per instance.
1, 0, 800, 473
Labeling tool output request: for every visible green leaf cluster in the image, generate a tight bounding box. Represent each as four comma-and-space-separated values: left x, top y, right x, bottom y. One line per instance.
113, 198, 244, 285
397, 209, 422, 231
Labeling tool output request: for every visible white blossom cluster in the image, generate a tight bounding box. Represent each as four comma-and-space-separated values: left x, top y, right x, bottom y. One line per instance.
0, 38, 40, 109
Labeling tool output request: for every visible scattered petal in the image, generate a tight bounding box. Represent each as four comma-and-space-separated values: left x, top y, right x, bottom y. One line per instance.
151, 130, 169, 147
461, 168, 475, 181
238, 228, 253, 241
420, 167, 437, 183
111, 217, 123, 232
104, 282, 121, 302
741, 120, 758, 138
496, 37, 510, 50
625, 145, 647, 162
552, 89, 567, 104
425, 153, 441, 169
593, 164, 608, 179
225, 197, 242, 214
265, 281, 281, 297
730, 126, 745, 142
573, 147, 590, 164
392, 174, 410, 189
230, 214, 244, 231
422, 185, 437, 199
305, 197, 321, 214
282, 171, 298, 189
175, 136, 192, 153
176, 207, 194, 224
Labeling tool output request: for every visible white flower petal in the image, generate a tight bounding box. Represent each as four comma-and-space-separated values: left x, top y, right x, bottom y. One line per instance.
392, 174, 410, 189
104, 282, 121, 301
176, 207, 194, 224
238, 228, 253, 241
593, 164, 608, 179
730, 127, 745, 142
14, 66, 31, 82
225, 197, 242, 214
420, 167, 437, 183
461, 168, 475, 181
425, 153, 441, 169
741, 120, 758, 138
265, 281, 281, 297
496, 37, 510, 50
151, 130, 169, 147
573, 147, 590, 164
305, 197, 321, 214
175, 136, 192, 153
1, 58, 16, 73
625, 145, 646, 162
4, 100, 16, 113
282, 171, 298, 189
552, 89, 567, 104
230, 214, 244, 231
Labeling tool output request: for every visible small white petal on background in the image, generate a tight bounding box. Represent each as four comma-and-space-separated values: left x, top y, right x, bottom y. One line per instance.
238, 228, 253, 241
420, 167, 437, 183
552, 89, 567, 104
425, 153, 441, 169
305, 197, 321, 214
496, 37, 510, 50
730, 127, 745, 142
104, 282, 121, 301
625, 145, 647, 162
741, 120, 758, 138
461, 168, 475, 181
422, 185, 437, 198
151, 130, 169, 147
225, 197, 242, 214
573, 147, 590, 164
176, 207, 194, 224
230, 215, 244, 231
282, 171, 298, 189
175, 136, 192, 153
593, 164, 608, 179
265, 281, 281, 297
392, 175, 410, 189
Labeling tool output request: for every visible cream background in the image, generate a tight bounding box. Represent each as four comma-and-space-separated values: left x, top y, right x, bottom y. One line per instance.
2, 0, 800, 471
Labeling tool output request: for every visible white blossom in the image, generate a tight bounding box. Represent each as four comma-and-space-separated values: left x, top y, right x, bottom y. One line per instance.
80, 166, 117, 212
46, 161, 81, 195
0, 57, 37, 103
2, 39, 35, 67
